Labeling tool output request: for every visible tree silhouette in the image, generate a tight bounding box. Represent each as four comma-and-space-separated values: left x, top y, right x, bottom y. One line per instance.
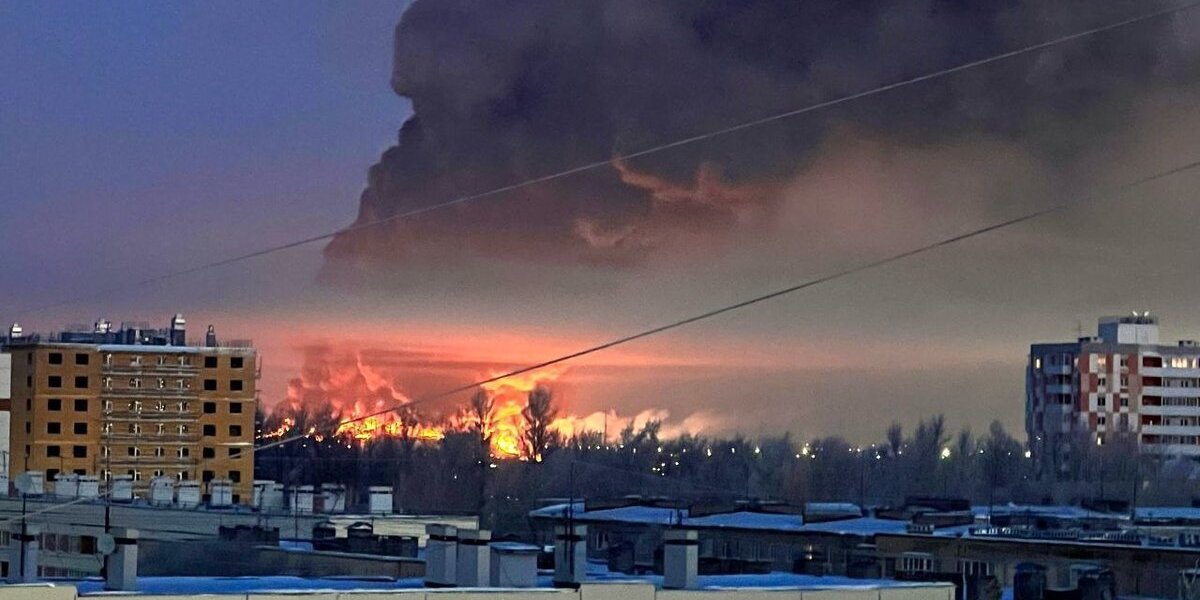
522, 386, 557, 462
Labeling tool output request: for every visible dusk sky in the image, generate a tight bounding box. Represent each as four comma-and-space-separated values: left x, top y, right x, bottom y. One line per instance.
4, 1, 1200, 442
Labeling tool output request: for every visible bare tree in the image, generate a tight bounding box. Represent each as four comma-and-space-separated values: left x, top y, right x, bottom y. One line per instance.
463, 389, 496, 524
523, 386, 557, 462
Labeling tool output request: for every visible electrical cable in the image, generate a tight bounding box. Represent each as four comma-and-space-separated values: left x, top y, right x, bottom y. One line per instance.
10, 0, 1200, 318
255, 155, 1200, 452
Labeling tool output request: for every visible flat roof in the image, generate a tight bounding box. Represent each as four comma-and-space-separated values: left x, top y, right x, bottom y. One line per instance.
61, 572, 950, 596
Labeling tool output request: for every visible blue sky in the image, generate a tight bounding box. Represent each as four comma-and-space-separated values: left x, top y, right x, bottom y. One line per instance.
0, 1, 410, 307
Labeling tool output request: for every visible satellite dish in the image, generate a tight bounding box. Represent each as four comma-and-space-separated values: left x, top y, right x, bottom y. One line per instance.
98, 534, 116, 556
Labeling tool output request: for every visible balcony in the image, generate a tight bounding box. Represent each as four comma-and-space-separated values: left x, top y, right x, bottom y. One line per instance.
103, 456, 198, 467
103, 363, 198, 375
1045, 384, 1073, 395
103, 409, 201, 421
102, 387, 195, 398
1138, 404, 1200, 417
1141, 386, 1200, 397
100, 431, 200, 444
1140, 424, 1200, 436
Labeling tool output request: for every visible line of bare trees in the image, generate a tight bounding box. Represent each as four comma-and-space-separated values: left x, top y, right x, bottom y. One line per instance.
257, 390, 1200, 536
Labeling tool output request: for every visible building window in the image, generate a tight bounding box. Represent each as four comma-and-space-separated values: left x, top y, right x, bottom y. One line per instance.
229, 447, 242, 458
129, 378, 141, 389
24, 422, 30, 434
130, 356, 141, 366
74, 399, 87, 412
75, 354, 89, 366
229, 402, 242, 414
1098, 416, 1107, 426
229, 425, 242, 437
157, 378, 166, 389
177, 379, 187, 390
102, 446, 110, 458
177, 447, 189, 458
46, 446, 61, 457
204, 356, 218, 369
231, 356, 244, 369
73, 423, 87, 435
129, 423, 141, 435
48, 376, 62, 388
157, 423, 165, 435
203, 379, 217, 391
1120, 396, 1129, 408
48, 398, 62, 411
154, 447, 164, 457
1120, 355, 1130, 367
202, 470, 214, 482
178, 355, 188, 366
103, 400, 113, 412
47, 422, 62, 435
178, 401, 188, 413
178, 472, 188, 481
203, 424, 216, 437
229, 471, 241, 483
103, 377, 112, 390
203, 447, 215, 459
1098, 396, 1107, 407
128, 447, 140, 457
178, 424, 189, 435
74, 376, 89, 389
132, 471, 141, 481
230, 380, 244, 392
153, 469, 163, 478
104, 354, 112, 366
157, 355, 166, 366
48, 352, 63, 365
203, 402, 217, 414
72, 446, 86, 458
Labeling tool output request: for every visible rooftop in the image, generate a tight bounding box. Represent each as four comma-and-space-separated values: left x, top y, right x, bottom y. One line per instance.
52, 571, 950, 597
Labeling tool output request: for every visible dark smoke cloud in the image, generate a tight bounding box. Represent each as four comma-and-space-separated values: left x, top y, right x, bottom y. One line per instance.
321, 0, 1198, 282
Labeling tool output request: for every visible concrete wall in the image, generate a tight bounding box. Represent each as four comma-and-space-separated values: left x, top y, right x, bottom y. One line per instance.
0, 582, 955, 600
138, 539, 423, 579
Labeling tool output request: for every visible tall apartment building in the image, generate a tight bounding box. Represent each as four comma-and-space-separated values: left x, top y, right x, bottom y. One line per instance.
1027, 314, 1200, 472
1, 315, 257, 502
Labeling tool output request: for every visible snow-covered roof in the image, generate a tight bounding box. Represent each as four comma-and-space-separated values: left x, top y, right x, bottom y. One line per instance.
59, 572, 951, 595
532, 503, 907, 536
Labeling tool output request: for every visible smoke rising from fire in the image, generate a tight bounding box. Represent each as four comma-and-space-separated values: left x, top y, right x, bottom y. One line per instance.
321, 0, 1199, 283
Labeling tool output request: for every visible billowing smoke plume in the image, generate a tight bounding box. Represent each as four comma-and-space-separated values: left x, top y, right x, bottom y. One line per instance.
322, 0, 1199, 282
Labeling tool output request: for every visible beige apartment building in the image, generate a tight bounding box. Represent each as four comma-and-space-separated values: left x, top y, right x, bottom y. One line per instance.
1, 315, 257, 502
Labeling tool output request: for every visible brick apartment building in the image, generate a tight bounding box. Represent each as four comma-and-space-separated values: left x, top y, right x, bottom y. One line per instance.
1027, 314, 1200, 472
1, 315, 257, 502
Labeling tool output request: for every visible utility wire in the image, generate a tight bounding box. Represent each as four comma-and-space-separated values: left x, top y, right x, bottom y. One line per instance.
254, 156, 1200, 453
11, 0, 1200, 319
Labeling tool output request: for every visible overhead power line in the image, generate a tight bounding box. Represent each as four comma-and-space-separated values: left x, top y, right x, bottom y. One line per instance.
13, 0, 1200, 319
253, 156, 1200, 453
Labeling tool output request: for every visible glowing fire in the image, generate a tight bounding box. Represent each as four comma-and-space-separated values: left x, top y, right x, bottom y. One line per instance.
259, 417, 295, 440
334, 412, 445, 443
477, 366, 564, 459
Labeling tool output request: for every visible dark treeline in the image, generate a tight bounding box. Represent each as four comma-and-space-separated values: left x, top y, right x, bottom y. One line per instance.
256, 390, 1200, 535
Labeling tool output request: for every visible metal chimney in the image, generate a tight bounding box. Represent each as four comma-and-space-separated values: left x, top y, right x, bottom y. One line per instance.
169, 314, 186, 346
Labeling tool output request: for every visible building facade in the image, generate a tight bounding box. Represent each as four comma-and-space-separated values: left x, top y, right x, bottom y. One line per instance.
1027, 314, 1200, 470
1, 315, 257, 502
